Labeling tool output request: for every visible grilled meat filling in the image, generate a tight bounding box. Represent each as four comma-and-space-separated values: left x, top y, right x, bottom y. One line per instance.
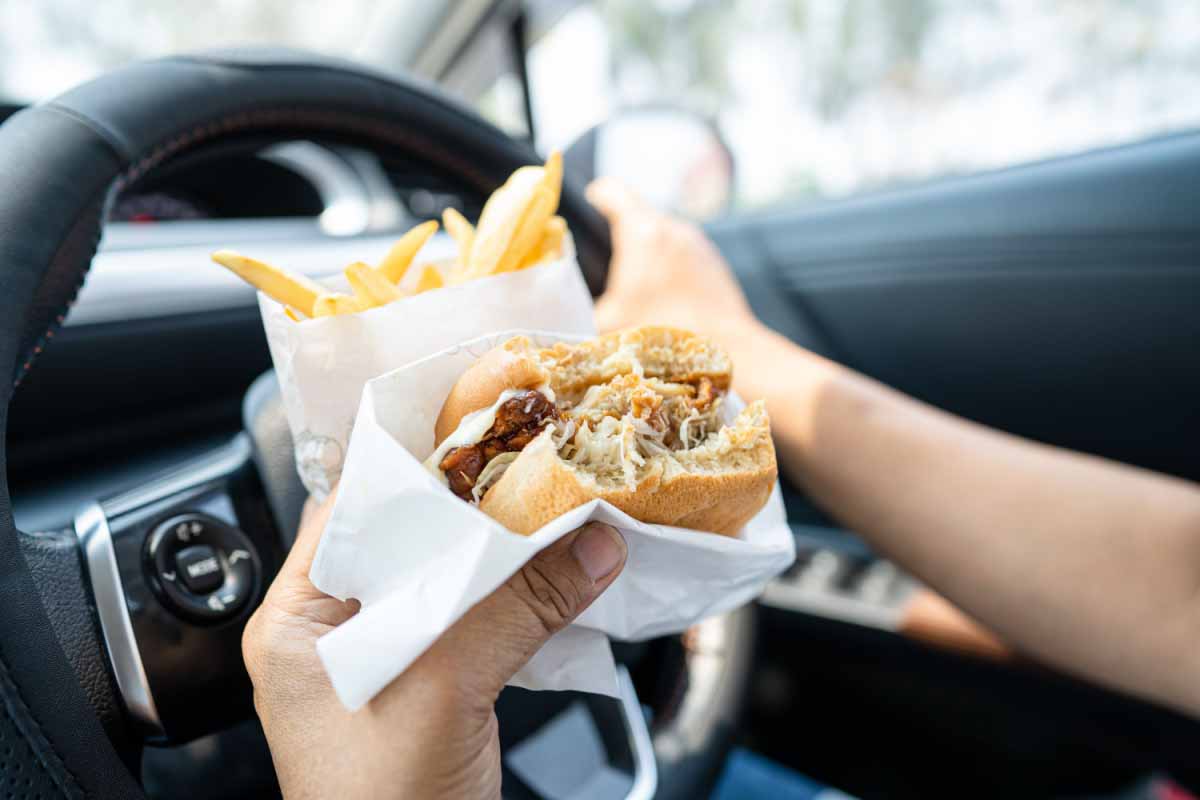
439, 390, 558, 500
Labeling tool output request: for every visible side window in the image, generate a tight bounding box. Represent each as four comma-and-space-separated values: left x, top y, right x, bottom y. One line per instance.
483, 0, 1200, 213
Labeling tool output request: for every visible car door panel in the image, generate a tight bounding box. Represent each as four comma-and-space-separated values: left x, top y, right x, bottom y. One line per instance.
708, 135, 1200, 793
715, 132, 1200, 483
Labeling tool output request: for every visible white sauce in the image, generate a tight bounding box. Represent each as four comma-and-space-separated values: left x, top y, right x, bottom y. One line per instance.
423, 387, 552, 485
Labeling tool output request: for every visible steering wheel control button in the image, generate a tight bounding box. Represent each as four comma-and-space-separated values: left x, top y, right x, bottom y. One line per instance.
175, 545, 223, 594
144, 513, 261, 624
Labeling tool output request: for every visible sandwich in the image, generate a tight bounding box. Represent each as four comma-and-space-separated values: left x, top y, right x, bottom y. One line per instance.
423, 327, 777, 536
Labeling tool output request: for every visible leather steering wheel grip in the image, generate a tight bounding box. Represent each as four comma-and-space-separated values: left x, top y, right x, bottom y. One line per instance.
0, 48, 611, 798
6, 47, 611, 389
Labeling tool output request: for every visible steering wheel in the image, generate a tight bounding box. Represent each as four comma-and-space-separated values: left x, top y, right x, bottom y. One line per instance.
0, 49, 752, 798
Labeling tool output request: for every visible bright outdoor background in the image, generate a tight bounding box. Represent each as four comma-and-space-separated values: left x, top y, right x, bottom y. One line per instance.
3, 0, 1199, 213
501, 0, 1200, 209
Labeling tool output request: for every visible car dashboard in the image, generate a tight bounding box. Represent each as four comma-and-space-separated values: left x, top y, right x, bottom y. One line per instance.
8, 138, 471, 533
9, 125, 1200, 799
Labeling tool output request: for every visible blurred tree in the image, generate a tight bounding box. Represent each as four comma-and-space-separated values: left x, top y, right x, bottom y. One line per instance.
580, 0, 1200, 209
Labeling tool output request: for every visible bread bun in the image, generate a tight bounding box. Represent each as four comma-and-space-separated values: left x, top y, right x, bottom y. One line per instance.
535, 325, 732, 397
434, 326, 731, 444
430, 326, 775, 537
480, 401, 775, 536
434, 344, 549, 445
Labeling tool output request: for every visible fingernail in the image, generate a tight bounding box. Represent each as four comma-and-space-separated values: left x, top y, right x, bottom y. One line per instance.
572, 523, 626, 582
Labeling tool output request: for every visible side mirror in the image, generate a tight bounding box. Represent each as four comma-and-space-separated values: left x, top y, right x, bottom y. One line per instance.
564, 106, 734, 221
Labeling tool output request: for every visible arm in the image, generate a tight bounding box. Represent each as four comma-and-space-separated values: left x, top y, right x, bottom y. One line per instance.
588, 179, 1200, 715
746, 330, 1200, 713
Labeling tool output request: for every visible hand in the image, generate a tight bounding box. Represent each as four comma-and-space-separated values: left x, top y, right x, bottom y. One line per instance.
589, 177, 846, 474
588, 177, 765, 354
243, 493, 627, 799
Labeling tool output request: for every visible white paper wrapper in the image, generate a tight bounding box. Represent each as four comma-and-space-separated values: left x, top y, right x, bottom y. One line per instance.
310, 331, 796, 710
259, 240, 594, 500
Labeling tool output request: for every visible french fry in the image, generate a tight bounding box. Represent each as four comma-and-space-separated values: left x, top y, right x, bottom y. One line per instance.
378, 220, 438, 284
496, 186, 555, 273
517, 216, 567, 271
542, 150, 562, 215
445, 259, 471, 287
442, 207, 475, 265
525, 153, 564, 268
414, 265, 444, 294
474, 164, 541, 242
466, 196, 529, 278
476, 152, 563, 276
466, 159, 553, 279
215, 156, 567, 314
312, 292, 366, 317
345, 261, 402, 308
211, 250, 325, 317
541, 215, 567, 256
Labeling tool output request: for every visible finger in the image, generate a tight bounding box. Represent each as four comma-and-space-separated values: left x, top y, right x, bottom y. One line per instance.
285, 487, 339, 579
587, 178, 656, 291
586, 177, 650, 228
298, 493, 323, 529
427, 522, 627, 699
593, 296, 622, 334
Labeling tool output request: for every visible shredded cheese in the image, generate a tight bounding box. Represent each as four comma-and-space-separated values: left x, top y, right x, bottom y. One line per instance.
471, 451, 520, 502
551, 390, 724, 487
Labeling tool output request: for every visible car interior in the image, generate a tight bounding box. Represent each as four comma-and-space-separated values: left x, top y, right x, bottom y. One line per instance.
2, 2, 1199, 799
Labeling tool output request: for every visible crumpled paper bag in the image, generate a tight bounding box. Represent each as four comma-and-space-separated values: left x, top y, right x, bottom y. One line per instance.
258, 238, 593, 500
309, 330, 796, 710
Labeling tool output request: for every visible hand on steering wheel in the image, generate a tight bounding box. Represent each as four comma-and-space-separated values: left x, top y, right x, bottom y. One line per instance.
243, 491, 627, 799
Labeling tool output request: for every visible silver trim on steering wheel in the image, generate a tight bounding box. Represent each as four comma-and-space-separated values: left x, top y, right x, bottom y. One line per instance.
616, 665, 658, 800
74, 502, 164, 736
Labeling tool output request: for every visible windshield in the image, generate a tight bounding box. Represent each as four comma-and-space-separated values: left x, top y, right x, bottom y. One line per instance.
0, 0, 414, 102
8, 0, 1200, 214
506, 0, 1200, 210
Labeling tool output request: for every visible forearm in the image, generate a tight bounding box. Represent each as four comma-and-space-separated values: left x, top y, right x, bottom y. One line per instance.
739, 325, 1200, 713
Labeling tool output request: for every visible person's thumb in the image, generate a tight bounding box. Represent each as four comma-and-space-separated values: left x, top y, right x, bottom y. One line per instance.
434, 522, 627, 698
